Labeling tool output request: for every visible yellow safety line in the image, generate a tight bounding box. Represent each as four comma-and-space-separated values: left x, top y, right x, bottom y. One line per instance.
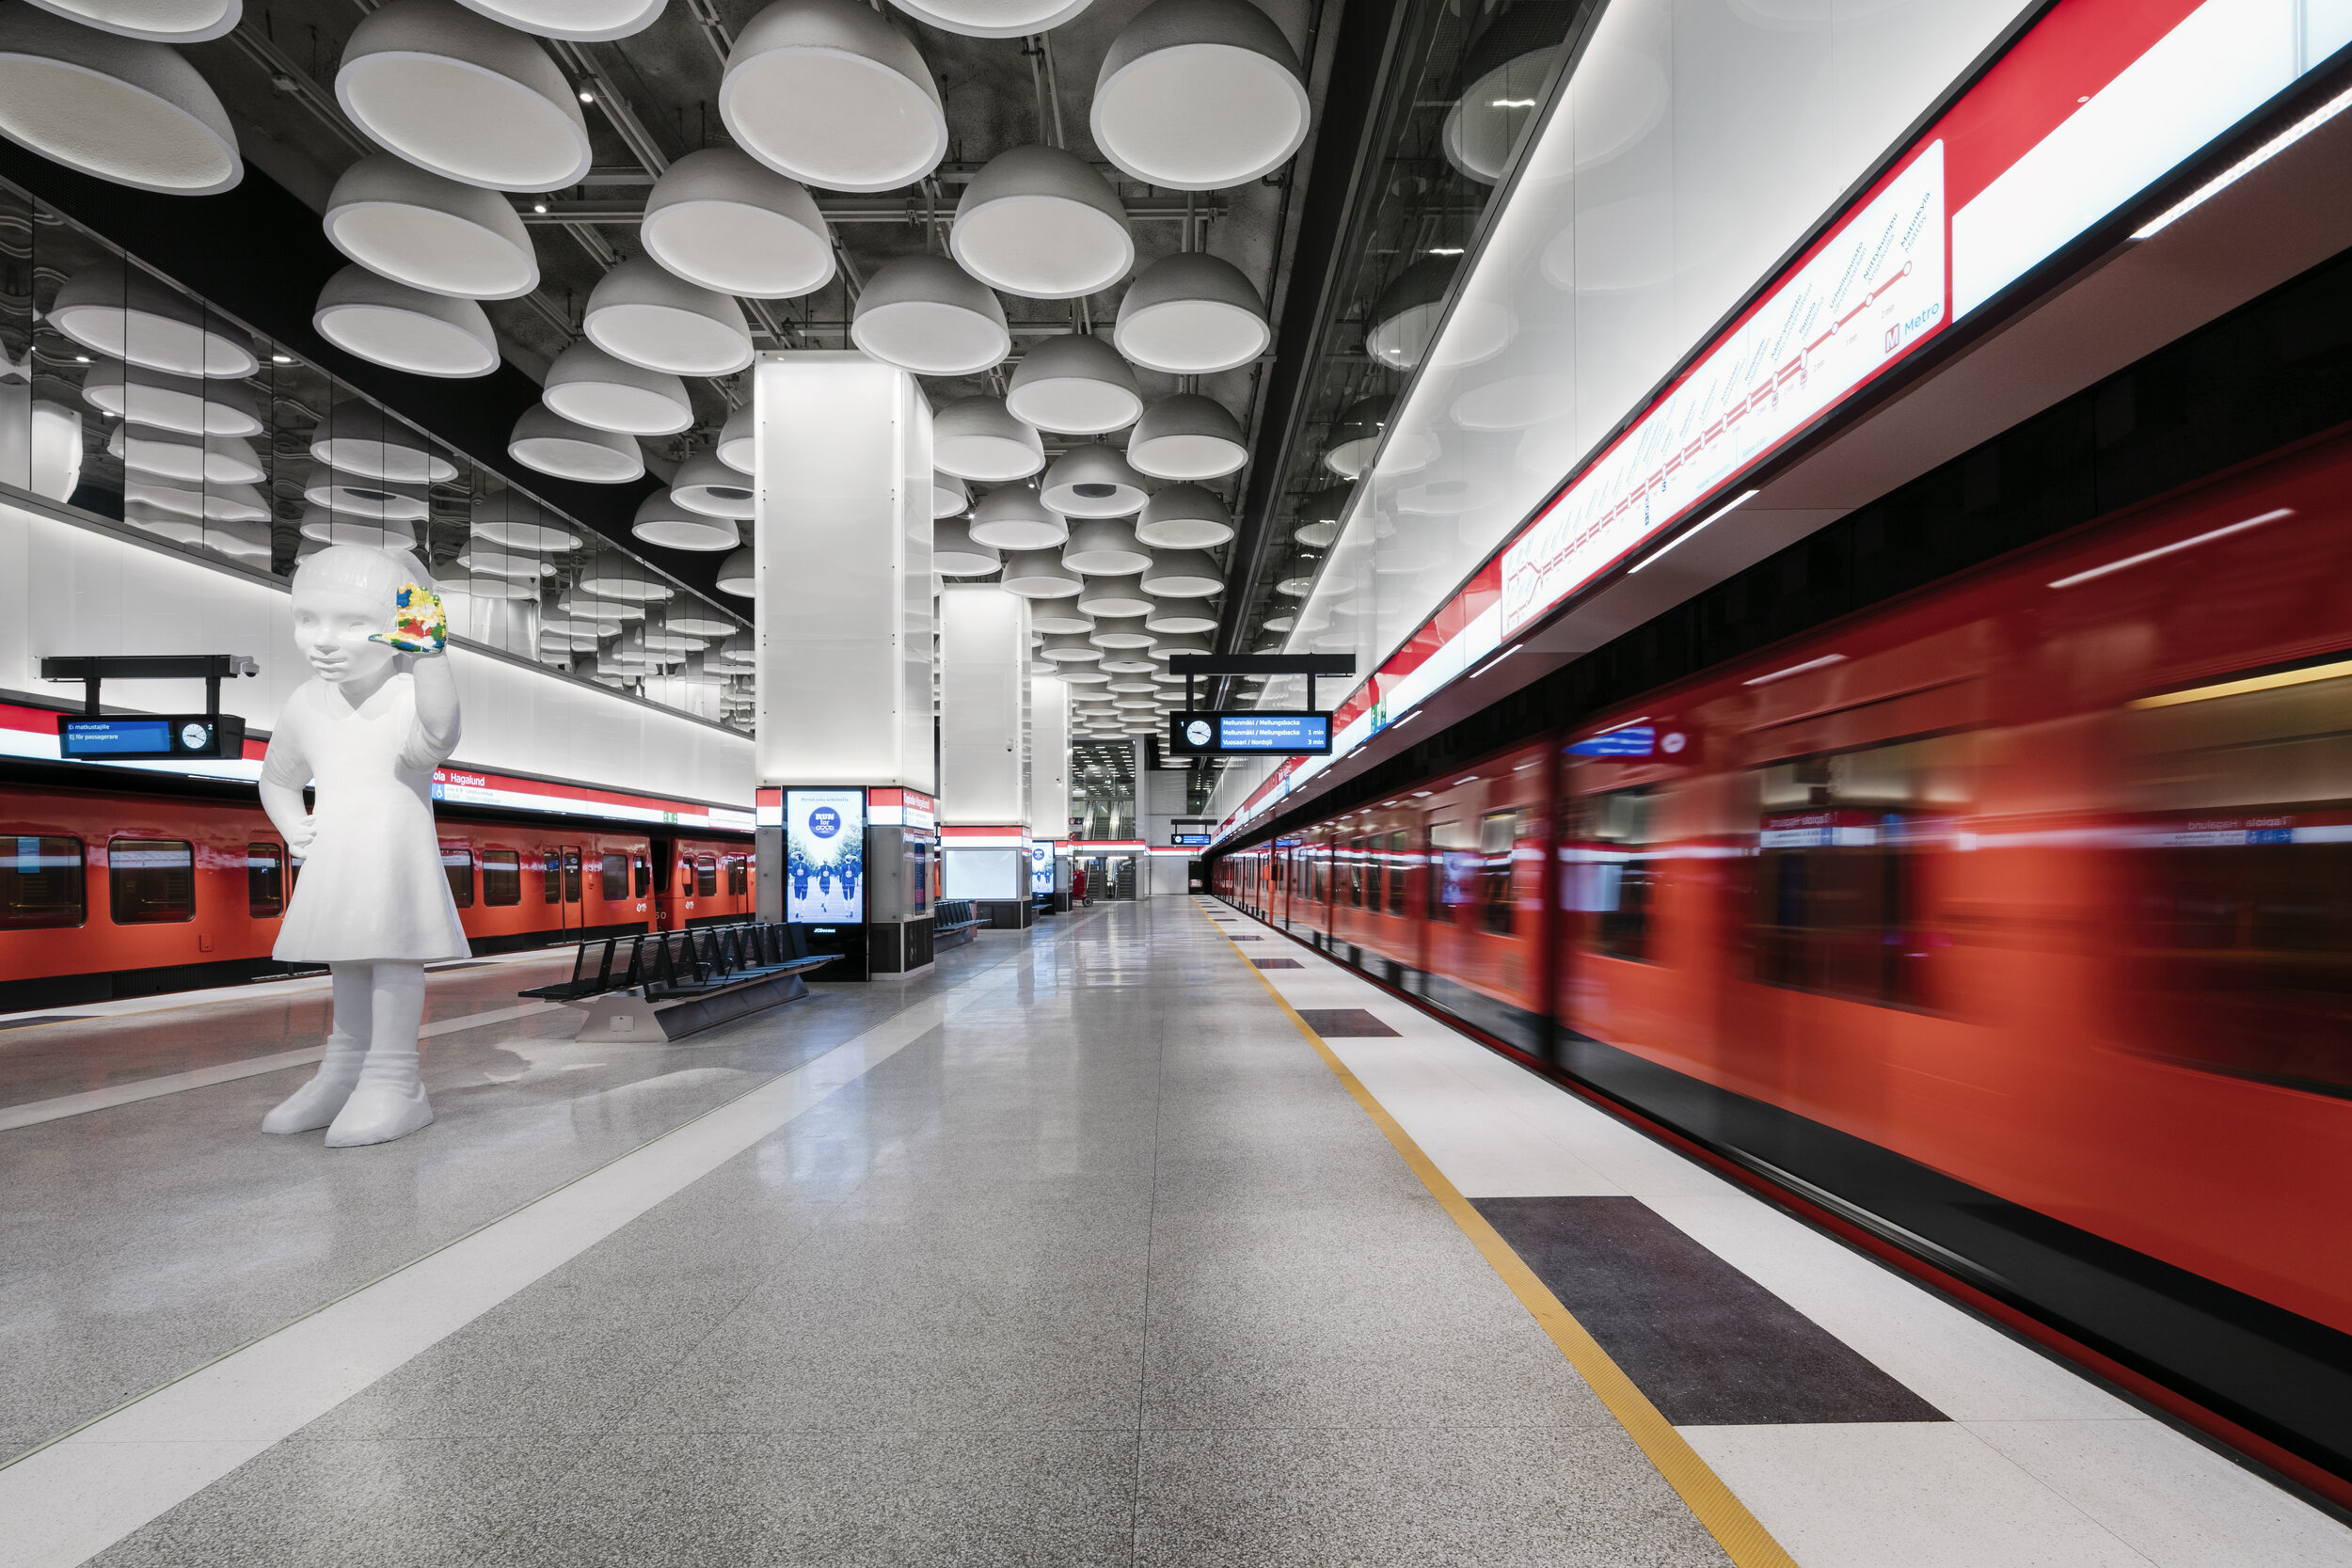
1199, 901, 1799, 1568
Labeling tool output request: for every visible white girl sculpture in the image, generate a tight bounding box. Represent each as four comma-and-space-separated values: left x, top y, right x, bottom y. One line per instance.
258, 544, 468, 1147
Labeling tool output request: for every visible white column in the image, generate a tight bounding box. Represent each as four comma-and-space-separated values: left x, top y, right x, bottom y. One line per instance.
938, 584, 1031, 825
1030, 673, 1069, 841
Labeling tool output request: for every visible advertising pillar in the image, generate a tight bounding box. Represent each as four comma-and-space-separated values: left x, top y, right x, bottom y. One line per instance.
938, 584, 1032, 927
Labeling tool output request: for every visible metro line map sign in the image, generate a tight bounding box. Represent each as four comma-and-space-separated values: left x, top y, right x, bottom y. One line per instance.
1502, 141, 1947, 637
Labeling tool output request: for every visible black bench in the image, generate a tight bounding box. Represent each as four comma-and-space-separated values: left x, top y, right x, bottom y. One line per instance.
932, 899, 982, 952
523, 922, 838, 1042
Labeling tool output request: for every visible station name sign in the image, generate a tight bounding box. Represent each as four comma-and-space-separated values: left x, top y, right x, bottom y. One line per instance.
1168, 710, 1333, 757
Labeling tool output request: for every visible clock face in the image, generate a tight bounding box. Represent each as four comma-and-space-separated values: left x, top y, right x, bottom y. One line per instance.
179, 722, 210, 751
1185, 720, 1214, 747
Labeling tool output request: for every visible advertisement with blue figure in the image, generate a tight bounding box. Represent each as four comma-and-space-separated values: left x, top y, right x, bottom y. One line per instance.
787, 789, 866, 923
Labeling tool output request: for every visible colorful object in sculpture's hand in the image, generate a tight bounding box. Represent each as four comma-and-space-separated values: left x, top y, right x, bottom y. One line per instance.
371, 583, 448, 654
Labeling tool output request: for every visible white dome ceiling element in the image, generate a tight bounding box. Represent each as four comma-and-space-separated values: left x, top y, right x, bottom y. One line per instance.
0, 5, 240, 193
721, 0, 947, 195
442, 569, 539, 601
1040, 443, 1149, 519
670, 451, 755, 520
931, 469, 971, 519
1062, 517, 1152, 576
1366, 256, 1455, 372
1112, 251, 1267, 374
717, 402, 755, 476
1004, 333, 1142, 435
323, 152, 539, 299
453, 0, 664, 40
50, 260, 257, 378
559, 590, 647, 622
933, 396, 1043, 482
668, 606, 739, 636
336, 0, 591, 192
1091, 0, 1307, 192
1030, 602, 1093, 633
470, 496, 580, 551
967, 483, 1066, 551
508, 404, 644, 483
850, 254, 1009, 376
950, 144, 1132, 300
1135, 483, 1232, 547
125, 477, 268, 522
1149, 631, 1213, 659
576, 564, 674, 601
582, 257, 753, 376
297, 507, 422, 550
21, 0, 239, 41
1126, 393, 1245, 480
543, 341, 693, 436
1073, 573, 1151, 617
999, 547, 1085, 599
303, 466, 431, 519
81, 362, 262, 436
313, 263, 501, 377
5, 396, 83, 501
311, 396, 456, 481
933, 515, 1001, 577
456, 544, 556, 580
108, 423, 263, 484
642, 147, 834, 299
634, 488, 740, 549
882, 0, 1088, 39
1141, 593, 1218, 634
1325, 393, 1392, 477
1294, 517, 1339, 546
1140, 546, 1222, 596
715, 546, 755, 596
1088, 614, 1154, 649
1039, 631, 1104, 663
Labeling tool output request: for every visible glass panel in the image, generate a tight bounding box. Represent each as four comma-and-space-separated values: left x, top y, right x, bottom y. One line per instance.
2, 834, 84, 928
246, 842, 284, 919
696, 854, 717, 897
542, 850, 562, 904
109, 838, 193, 924
483, 849, 521, 907
600, 850, 629, 903
441, 846, 474, 909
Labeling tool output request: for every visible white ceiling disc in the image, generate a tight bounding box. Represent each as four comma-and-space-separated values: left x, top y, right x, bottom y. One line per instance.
303, 466, 431, 519
310, 396, 456, 482
576, 564, 673, 600
717, 402, 755, 476
313, 262, 501, 377
933, 515, 1001, 577
1030, 602, 1093, 633
125, 477, 268, 522
508, 404, 644, 483
324, 151, 539, 299
336, 0, 589, 192
20, 0, 238, 41
1140, 546, 1222, 596
670, 451, 755, 520
107, 422, 263, 484
442, 570, 538, 601
542, 341, 692, 437
50, 260, 257, 378
950, 143, 1132, 300
297, 507, 421, 550
967, 483, 1065, 550
0, 4, 240, 193
1040, 442, 1148, 518
1126, 392, 1244, 480
453, 0, 663, 40
882, 0, 1087, 39
1141, 592, 1217, 633
120, 500, 207, 543
1061, 516, 1152, 576
635, 487, 741, 549
81, 361, 261, 436
1039, 631, 1104, 662
583, 257, 753, 376
851, 254, 1009, 377
1074, 573, 1151, 617
559, 590, 646, 621
1324, 393, 1391, 477
1092, 0, 1306, 192
456, 544, 555, 580
1150, 631, 1212, 658
1366, 255, 1454, 371
933, 396, 1042, 482
1293, 518, 1337, 546
1113, 251, 1267, 374
1005, 333, 1141, 436
721, 0, 946, 194
670, 608, 739, 637
1088, 614, 1153, 649
714, 546, 755, 596
998, 547, 1084, 599
1135, 482, 1232, 547
931, 469, 970, 519
470, 495, 580, 551
642, 147, 834, 299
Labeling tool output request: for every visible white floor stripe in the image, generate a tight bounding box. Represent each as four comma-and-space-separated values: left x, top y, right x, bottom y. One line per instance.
0, 948, 564, 1027
0, 944, 1040, 1568
0, 1002, 568, 1132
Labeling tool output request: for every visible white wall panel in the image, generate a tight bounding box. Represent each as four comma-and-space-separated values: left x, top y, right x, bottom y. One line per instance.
1029, 674, 1069, 836
939, 586, 1030, 825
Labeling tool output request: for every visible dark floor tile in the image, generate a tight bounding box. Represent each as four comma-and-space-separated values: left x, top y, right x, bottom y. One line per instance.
1250, 958, 1303, 970
1295, 1008, 1399, 1037
1475, 1196, 1947, 1425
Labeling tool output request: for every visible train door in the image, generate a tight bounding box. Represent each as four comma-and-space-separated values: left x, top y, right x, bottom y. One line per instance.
648, 836, 675, 930
559, 846, 582, 930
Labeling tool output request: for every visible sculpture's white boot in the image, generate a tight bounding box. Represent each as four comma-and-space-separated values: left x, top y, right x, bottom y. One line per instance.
324, 1044, 434, 1147
261, 1032, 365, 1134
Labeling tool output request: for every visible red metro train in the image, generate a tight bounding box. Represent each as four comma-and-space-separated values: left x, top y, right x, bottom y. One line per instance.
1213, 425, 2352, 1497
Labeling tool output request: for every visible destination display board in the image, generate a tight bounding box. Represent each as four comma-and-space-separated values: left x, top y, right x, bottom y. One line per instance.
1167, 711, 1333, 757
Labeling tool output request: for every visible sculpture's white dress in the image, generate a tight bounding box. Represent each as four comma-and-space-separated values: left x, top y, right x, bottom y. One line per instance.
262, 671, 469, 963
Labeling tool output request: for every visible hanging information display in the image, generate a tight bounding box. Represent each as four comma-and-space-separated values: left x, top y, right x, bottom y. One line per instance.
1167, 711, 1333, 756
786, 788, 866, 923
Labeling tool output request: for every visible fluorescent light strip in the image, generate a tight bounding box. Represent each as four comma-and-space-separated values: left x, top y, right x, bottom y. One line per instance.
1629, 490, 1759, 573
1742, 653, 1846, 688
2129, 655, 2352, 709
2133, 83, 2352, 239
1388, 711, 1422, 731
1470, 645, 1523, 677
2047, 508, 2292, 588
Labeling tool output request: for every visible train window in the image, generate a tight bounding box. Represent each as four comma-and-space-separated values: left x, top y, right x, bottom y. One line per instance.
108, 839, 194, 924
600, 851, 630, 904
482, 850, 521, 907
563, 849, 581, 903
441, 847, 474, 909
726, 856, 748, 895
633, 855, 650, 897
247, 843, 285, 919
1430, 820, 1477, 920
1348, 836, 1366, 909
1387, 831, 1409, 914
3, 835, 84, 928
541, 852, 562, 904
1565, 789, 1656, 961
696, 854, 717, 897
1479, 812, 1522, 935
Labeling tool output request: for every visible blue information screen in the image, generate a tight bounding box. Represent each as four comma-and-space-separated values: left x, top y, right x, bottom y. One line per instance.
59, 719, 173, 757
1567, 725, 1655, 757
1216, 713, 1329, 752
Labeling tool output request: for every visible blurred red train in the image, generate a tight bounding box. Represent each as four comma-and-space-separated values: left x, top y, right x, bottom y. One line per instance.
1214, 426, 2352, 1495
0, 779, 754, 1009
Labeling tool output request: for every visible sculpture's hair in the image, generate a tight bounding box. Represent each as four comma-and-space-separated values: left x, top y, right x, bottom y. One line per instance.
291, 543, 437, 614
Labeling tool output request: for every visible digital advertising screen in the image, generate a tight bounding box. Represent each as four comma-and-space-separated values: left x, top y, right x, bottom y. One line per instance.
786, 789, 866, 924
1029, 842, 1053, 895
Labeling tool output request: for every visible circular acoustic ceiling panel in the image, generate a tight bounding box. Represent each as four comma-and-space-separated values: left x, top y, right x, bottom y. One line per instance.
669, 605, 739, 636
670, 451, 755, 520
1040, 442, 1149, 519
577, 565, 674, 601
542, 341, 692, 436
999, 548, 1085, 599
1031, 602, 1093, 634
324, 151, 539, 299
966, 482, 1065, 551
1091, 0, 1307, 192
470, 496, 580, 551
452, 0, 663, 40
851, 254, 1009, 376
303, 465, 431, 519
717, 402, 755, 476
1061, 517, 1152, 576
1126, 392, 1245, 480
311, 396, 456, 481
721, 0, 946, 195
1323, 393, 1391, 478
715, 546, 755, 597
642, 147, 834, 300
933, 396, 1043, 482
634, 489, 740, 550
21, 0, 239, 41
1140, 592, 1218, 634
1004, 332, 1142, 436
313, 263, 501, 377
933, 515, 1002, 577
508, 404, 644, 483
126, 477, 268, 522
582, 257, 753, 376
81, 361, 261, 436
1365, 256, 1454, 372
50, 260, 257, 378
298, 507, 421, 550
1112, 251, 1267, 375
930, 469, 971, 519
882, 0, 1087, 40
1074, 573, 1151, 617
1140, 546, 1223, 597
109, 423, 264, 484
335, 0, 593, 193
1135, 483, 1233, 548
0, 4, 240, 194
950, 144, 1132, 300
